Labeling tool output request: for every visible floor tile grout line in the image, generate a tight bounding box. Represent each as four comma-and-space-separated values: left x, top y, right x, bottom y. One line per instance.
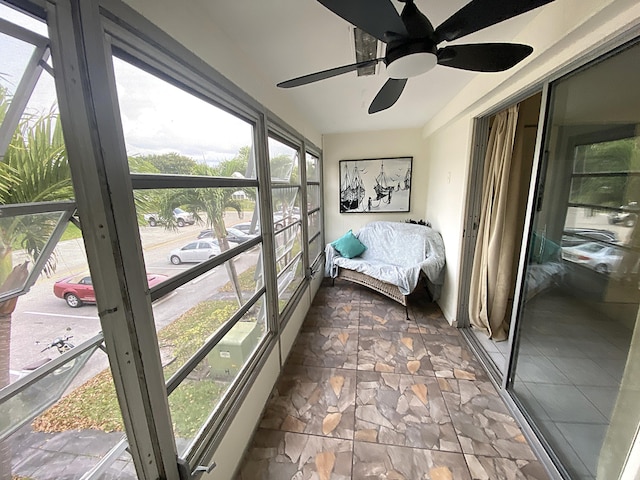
235, 282, 551, 479
430, 370, 467, 460
442, 377, 546, 464
352, 290, 363, 480
249, 427, 356, 448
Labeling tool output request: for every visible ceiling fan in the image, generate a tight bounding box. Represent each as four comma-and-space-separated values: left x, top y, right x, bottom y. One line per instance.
277, 0, 555, 113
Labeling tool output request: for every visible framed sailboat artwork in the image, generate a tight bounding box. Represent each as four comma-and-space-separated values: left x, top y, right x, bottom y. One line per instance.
339, 157, 412, 213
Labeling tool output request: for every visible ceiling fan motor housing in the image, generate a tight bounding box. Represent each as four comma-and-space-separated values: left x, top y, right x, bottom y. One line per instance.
278, 0, 555, 113
385, 39, 438, 79
384, 0, 438, 79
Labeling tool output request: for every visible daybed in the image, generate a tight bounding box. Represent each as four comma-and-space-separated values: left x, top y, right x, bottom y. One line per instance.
325, 221, 446, 317
525, 232, 565, 300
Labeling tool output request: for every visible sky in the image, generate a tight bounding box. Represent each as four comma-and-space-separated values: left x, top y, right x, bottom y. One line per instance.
112, 57, 254, 164
1, 3, 292, 166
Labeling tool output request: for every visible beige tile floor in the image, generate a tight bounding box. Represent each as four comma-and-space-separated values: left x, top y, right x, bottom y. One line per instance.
235, 279, 550, 479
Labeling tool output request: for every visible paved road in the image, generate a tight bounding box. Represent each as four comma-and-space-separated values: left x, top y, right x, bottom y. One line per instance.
9, 218, 260, 388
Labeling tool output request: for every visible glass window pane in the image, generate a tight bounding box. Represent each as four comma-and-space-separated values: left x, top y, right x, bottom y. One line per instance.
512, 42, 640, 479
277, 255, 303, 314
169, 296, 267, 455
307, 184, 320, 211
5, 332, 131, 476
573, 139, 639, 174
21, 59, 57, 121
308, 234, 322, 264
0, 30, 36, 104
132, 185, 259, 271
269, 136, 298, 183
113, 58, 256, 178
306, 152, 319, 182
0, 210, 70, 296
1, 344, 98, 440
1, 57, 69, 207
0, 4, 48, 36
153, 249, 265, 376
568, 175, 630, 206
272, 185, 300, 231
308, 210, 320, 239
274, 225, 301, 275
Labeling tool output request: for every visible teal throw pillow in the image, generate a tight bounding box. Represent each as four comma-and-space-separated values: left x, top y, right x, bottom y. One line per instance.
331, 230, 367, 258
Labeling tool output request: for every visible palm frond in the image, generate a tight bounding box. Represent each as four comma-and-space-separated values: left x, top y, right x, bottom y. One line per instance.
0, 107, 72, 274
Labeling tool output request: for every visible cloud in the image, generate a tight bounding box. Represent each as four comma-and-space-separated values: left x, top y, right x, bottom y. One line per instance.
1, 14, 278, 165
113, 57, 253, 162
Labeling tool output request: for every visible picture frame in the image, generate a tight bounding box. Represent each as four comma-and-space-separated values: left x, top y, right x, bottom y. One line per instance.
339, 157, 412, 213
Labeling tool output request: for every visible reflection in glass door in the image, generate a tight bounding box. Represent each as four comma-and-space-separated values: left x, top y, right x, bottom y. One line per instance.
511, 40, 640, 479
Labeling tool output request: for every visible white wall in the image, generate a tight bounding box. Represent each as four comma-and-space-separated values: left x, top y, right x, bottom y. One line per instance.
423, 118, 473, 323
422, 0, 640, 324
423, 0, 640, 138
322, 128, 428, 243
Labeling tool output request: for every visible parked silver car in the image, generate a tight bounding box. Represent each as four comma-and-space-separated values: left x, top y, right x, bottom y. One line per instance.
169, 240, 220, 265
197, 227, 256, 244
561, 242, 622, 274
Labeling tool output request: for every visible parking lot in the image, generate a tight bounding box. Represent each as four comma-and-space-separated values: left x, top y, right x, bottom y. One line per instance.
8, 215, 258, 386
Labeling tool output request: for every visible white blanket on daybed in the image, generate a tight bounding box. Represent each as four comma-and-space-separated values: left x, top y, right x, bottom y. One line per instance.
325, 221, 446, 298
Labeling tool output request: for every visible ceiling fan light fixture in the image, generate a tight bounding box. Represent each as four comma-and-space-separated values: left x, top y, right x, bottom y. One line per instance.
386, 52, 437, 79
385, 40, 437, 79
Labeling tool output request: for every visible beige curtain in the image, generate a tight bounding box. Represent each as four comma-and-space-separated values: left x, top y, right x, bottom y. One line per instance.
469, 105, 520, 341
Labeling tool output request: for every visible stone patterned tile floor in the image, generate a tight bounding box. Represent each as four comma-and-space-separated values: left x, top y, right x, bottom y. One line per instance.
235, 279, 551, 480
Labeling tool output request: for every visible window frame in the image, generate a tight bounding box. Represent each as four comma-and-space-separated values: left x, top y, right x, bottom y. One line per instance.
266, 127, 307, 322
0, 15, 50, 156
103, 28, 279, 467
2, 0, 324, 477
305, 150, 324, 271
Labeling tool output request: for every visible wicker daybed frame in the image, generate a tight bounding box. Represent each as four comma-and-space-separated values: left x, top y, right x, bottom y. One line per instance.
333, 268, 412, 319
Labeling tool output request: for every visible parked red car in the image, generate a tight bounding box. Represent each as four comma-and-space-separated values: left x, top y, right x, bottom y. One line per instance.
53, 272, 168, 308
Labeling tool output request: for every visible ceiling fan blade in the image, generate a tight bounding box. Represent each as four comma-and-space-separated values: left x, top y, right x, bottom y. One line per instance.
368, 78, 407, 114
435, 0, 555, 43
278, 58, 384, 88
437, 43, 533, 72
317, 0, 408, 42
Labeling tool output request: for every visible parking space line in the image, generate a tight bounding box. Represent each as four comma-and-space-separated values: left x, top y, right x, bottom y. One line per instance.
24, 311, 99, 320
191, 269, 215, 285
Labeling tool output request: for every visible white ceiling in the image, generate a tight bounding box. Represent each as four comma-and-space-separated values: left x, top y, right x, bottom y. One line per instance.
198, 0, 548, 134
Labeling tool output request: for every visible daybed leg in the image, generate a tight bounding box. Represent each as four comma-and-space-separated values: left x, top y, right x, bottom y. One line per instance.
405, 305, 410, 321
332, 277, 335, 287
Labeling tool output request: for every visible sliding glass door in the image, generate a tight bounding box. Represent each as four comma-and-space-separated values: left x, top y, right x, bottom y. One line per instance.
511, 40, 640, 479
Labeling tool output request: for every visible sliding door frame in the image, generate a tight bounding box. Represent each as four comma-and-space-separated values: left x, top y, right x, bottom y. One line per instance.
459, 24, 640, 480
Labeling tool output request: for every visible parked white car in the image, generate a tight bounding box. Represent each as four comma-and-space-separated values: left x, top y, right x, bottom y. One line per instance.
145, 207, 195, 227
169, 240, 220, 265
561, 242, 622, 274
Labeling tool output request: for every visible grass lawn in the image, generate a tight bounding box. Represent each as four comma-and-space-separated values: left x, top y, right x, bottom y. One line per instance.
60, 222, 82, 242
219, 264, 257, 292
32, 299, 249, 438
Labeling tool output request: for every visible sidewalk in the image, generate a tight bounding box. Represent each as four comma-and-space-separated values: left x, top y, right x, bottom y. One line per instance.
11, 425, 136, 479
11, 411, 192, 478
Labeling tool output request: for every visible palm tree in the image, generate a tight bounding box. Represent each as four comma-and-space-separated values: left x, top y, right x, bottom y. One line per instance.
0, 91, 72, 479
155, 163, 249, 305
